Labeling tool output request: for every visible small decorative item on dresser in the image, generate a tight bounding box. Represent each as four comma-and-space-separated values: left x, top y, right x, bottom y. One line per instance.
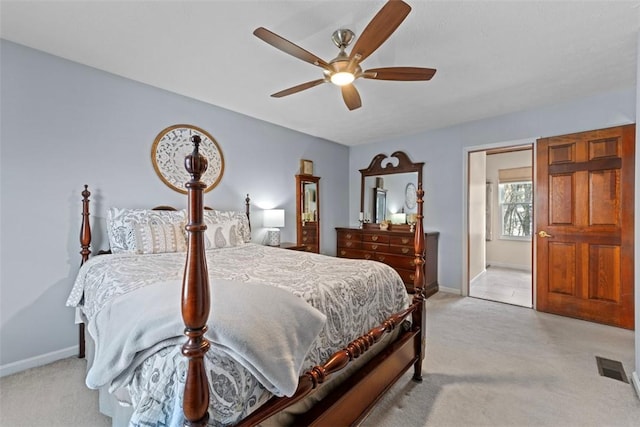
379, 220, 390, 230
300, 159, 313, 175
407, 213, 418, 232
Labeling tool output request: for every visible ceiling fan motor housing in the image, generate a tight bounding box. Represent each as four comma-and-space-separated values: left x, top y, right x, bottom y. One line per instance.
331, 29, 355, 48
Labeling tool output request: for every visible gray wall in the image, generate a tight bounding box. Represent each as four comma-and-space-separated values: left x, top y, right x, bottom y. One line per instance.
0, 40, 349, 369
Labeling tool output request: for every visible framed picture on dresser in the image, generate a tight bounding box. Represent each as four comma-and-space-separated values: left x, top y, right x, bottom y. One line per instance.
300, 159, 313, 175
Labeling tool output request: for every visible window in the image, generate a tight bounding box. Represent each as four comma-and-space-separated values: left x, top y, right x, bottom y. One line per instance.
499, 181, 533, 238
498, 166, 533, 239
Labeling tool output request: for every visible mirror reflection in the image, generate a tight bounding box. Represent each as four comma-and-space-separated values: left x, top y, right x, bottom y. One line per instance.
363, 172, 418, 223
302, 181, 317, 222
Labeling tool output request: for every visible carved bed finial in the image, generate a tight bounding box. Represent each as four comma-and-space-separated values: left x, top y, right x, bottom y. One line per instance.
184, 135, 209, 182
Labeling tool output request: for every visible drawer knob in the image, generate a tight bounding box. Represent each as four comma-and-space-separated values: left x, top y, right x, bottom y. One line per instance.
346, 241, 353, 247
410, 274, 415, 280
372, 244, 378, 250
402, 248, 409, 254
346, 233, 352, 239
371, 235, 379, 241
365, 254, 372, 260
402, 238, 410, 244
410, 260, 415, 267
340, 250, 346, 256
303, 230, 308, 235
378, 256, 385, 262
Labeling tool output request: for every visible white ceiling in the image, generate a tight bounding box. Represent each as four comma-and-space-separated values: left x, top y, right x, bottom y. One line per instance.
2, 1, 639, 146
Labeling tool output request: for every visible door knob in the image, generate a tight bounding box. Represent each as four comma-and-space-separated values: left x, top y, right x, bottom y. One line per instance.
538, 230, 553, 238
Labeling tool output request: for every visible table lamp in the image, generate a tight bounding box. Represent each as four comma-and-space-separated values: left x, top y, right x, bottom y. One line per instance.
263, 209, 285, 246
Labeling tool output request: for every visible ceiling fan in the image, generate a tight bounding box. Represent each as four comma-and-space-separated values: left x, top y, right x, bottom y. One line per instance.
253, 0, 436, 111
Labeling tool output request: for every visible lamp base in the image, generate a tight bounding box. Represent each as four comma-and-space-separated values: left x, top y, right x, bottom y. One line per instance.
266, 229, 281, 246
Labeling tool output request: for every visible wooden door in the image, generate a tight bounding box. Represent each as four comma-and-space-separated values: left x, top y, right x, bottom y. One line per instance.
535, 125, 635, 329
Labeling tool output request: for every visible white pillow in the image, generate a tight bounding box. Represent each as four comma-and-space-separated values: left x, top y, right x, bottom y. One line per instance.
204, 219, 243, 249
203, 209, 251, 242
106, 207, 186, 254
133, 221, 187, 254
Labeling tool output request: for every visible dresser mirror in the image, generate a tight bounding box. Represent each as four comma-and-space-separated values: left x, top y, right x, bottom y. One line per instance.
296, 174, 320, 253
360, 151, 423, 227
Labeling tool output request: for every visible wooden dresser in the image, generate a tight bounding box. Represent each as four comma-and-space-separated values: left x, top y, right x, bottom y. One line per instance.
299, 222, 319, 253
336, 227, 439, 296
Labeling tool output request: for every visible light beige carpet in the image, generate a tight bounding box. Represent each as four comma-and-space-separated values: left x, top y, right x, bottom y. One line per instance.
1, 293, 638, 426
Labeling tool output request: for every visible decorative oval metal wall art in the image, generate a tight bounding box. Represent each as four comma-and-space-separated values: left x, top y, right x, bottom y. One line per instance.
405, 182, 417, 209
151, 124, 225, 194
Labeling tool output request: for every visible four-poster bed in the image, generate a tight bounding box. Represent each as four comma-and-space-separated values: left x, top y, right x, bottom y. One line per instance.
69, 136, 428, 426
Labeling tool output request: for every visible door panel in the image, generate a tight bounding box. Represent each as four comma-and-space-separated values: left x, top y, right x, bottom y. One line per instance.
536, 125, 635, 329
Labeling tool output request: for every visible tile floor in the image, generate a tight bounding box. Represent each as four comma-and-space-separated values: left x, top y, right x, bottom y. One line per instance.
469, 266, 532, 308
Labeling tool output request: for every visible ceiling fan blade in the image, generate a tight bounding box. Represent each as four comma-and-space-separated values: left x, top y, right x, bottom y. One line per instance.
349, 0, 411, 63
363, 67, 437, 81
341, 84, 362, 111
254, 27, 329, 69
271, 79, 327, 98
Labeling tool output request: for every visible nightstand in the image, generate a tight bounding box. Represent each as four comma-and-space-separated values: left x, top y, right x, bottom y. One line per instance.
278, 242, 308, 251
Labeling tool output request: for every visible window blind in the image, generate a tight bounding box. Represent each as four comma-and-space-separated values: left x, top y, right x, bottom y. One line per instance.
498, 167, 532, 183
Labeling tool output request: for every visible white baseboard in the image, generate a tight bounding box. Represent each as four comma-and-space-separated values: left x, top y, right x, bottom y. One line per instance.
0, 346, 78, 378
469, 269, 487, 284
632, 371, 640, 400
486, 261, 532, 272
437, 285, 461, 295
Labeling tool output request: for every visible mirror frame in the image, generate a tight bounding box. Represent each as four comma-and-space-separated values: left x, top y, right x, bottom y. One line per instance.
295, 174, 320, 253
360, 151, 424, 224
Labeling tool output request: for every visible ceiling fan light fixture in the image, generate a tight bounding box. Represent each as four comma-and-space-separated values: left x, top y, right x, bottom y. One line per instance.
330, 72, 355, 86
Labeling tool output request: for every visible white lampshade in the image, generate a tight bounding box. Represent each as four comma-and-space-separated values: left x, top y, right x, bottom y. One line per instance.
263, 209, 285, 228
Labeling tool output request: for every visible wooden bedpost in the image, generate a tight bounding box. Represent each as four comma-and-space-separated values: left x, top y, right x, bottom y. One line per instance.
411, 182, 426, 382
181, 135, 211, 427
245, 194, 251, 230
78, 185, 92, 359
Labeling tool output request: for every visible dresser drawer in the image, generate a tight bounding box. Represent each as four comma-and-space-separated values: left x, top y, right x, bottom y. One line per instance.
362, 233, 390, 244
337, 248, 372, 259
337, 230, 359, 241
389, 235, 413, 246
374, 253, 416, 270
338, 239, 362, 249
302, 234, 317, 243
387, 244, 413, 255
301, 227, 316, 236
362, 242, 388, 252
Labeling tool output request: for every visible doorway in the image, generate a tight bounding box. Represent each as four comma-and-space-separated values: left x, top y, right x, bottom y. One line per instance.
468, 145, 533, 308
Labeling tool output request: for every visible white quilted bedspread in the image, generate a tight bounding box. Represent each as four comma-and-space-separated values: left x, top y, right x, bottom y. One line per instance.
67, 243, 408, 426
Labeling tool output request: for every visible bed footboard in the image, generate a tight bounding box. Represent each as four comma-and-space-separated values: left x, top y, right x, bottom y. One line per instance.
237, 302, 422, 426
236, 185, 428, 426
